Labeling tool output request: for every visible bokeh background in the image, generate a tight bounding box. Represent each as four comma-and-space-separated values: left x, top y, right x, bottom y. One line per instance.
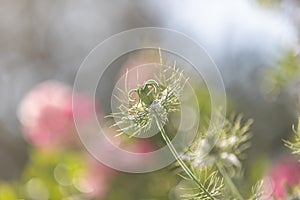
0, 0, 300, 199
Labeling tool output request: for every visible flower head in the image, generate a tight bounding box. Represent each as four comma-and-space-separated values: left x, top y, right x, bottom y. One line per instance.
111, 66, 188, 137
185, 114, 253, 175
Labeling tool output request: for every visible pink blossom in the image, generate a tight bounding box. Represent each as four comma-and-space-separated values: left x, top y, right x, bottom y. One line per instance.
18, 80, 96, 148
117, 138, 156, 169
268, 157, 300, 199
119, 53, 158, 91
121, 139, 154, 153
83, 156, 116, 198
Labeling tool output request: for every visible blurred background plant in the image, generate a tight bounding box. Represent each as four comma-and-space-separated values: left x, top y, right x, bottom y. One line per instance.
0, 0, 300, 199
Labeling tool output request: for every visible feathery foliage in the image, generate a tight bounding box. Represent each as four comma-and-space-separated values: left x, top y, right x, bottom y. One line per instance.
180, 167, 224, 200
249, 180, 264, 200
284, 118, 300, 156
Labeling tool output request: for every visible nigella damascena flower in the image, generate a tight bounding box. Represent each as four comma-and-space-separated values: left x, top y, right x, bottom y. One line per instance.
185, 114, 253, 175
110, 66, 188, 137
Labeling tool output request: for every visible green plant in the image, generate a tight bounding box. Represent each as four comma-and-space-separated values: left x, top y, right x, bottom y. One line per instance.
108, 51, 262, 199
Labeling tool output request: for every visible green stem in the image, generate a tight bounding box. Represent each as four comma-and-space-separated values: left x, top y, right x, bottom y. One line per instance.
155, 117, 216, 200
216, 162, 244, 200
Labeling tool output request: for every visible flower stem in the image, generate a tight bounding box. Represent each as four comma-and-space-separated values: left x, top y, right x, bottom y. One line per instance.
155, 116, 216, 200
216, 162, 244, 200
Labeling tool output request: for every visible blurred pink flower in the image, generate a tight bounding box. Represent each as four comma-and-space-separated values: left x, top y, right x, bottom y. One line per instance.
118, 138, 156, 169
83, 156, 116, 198
268, 157, 300, 199
18, 80, 96, 148
122, 139, 154, 153
119, 52, 159, 91
122, 60, 155, 83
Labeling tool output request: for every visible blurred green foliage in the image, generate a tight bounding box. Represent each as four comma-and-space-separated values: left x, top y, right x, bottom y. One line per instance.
106, 170, 179, 200
0, 149, 181, 200
263, 51, 300, 97
0, 149, 90, 200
